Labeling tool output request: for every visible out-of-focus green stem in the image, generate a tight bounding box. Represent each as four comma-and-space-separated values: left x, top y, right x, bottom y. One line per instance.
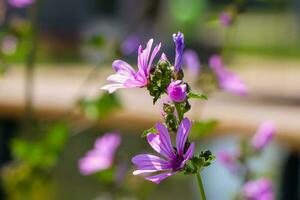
24, 0, 41, 129
221, 24, 237, 61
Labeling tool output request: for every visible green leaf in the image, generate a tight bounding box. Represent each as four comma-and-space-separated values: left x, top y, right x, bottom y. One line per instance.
11, 122, 70, 169
187, 92, 208, 100
141, 127, 157, 138
190, 120, 218, 139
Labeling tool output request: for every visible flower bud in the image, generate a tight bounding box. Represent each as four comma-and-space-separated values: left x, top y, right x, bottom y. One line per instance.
163, 103, 175, 114
165, 114, 177, 132
157, 59, 169, 71
173, 32, 184, 73
167, 80, 187, 103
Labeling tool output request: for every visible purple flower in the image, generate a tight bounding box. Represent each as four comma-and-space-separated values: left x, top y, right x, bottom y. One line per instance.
132, 118, 195, 184
173, 32, 185, 72
243, 179, 274, 200
251, 121, 275, 151
183, 49, 201, 75
167, 80, 187, 103
79, 133, 121, 175
8, 0, 34, 8
219, 12, 232, 27
217, 151, 239, 174
120, 35, 140, 56
209, 54, 223, 70
101, 39, 161, 93
209, 54, 247, 96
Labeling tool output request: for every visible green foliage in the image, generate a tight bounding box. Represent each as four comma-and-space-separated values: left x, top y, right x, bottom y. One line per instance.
11, 122, 69, 169
95, 167, 115, 184
197, 150, 216, 168
0, 62, 7, 75
87, 35, 105, 48
44, 122, 69, 153
187, 92, 208, 100
79, 93, 122, 120
184, 150, 215, 175
141, 127, 157, 138
190, 120, 218, 139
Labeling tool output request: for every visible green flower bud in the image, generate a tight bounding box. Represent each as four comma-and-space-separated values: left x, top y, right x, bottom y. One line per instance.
163, 103, 175, 114
165, 114, 177, 132
157, 60, 169, 71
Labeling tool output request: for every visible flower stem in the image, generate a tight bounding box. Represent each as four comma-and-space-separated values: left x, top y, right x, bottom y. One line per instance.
174, 103, 183, 123
23, 0, 41, 132
195, 172, 206, 200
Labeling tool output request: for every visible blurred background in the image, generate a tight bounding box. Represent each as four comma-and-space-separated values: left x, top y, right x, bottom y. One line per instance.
0, 0, 300, 199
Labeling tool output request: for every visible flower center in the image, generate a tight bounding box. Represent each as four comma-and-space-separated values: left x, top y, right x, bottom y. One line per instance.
170, 154, 184, 171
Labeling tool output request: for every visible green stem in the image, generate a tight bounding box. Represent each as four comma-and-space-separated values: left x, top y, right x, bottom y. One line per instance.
174, 103, 183, 123
23, 0, 41, 131
195, 172, 206, 200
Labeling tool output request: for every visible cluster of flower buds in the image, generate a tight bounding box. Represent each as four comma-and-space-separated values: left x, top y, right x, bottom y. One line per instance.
101, 32, 213, 184
147, 59, 173, 103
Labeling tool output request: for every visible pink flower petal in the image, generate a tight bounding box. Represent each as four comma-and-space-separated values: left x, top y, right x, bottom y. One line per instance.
145, 171, 177, 184
251, 121, 275, 150
101, 83, 126, 93
112, 60, 136, 76
181, 142, 195, 168
147, 133, 175, 159
176, 118, 192, 156
156, 123, 176, 159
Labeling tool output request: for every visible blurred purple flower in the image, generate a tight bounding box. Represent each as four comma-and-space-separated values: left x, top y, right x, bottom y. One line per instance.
251, 121, 275, 151
132, 118, 194, 184
219, 12, 232, 27
101, 39, 161, 93
1, 36, 17, 55
217, 151, 239, 174
209, 54, 247, 96
120, 35, 140, 56
167, 80, 187, 103
183, 49, 201, 75
173, 32, 185, 72
8, 0, 34, 8
243, 178, 274, 200
79, 133, 121, 175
